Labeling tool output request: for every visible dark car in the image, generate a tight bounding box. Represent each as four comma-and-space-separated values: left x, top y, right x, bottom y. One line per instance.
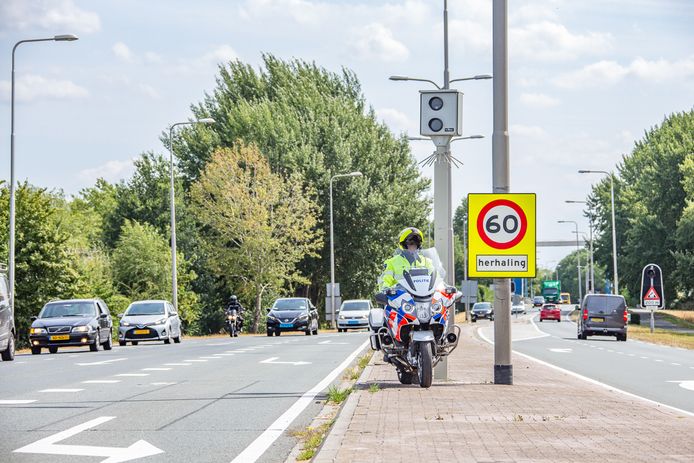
266, 297, 319, 336
0, 266, 15, 361
471, 302, 494, 322
577, 294, 628, 341
532, 296, 545, 307
29, 299, 113, 354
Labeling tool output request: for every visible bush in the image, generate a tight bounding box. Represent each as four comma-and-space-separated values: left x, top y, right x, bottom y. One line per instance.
629, 312, 641, 325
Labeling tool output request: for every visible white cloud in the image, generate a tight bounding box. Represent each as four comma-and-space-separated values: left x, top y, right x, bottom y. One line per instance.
238, 0, 333, 25
511, 21, 613, 61
553, 55, 694, 89
376, 108, 416, 133
0, 74, 88, 102
79, 159, 135, 183
137, 83, 160, 99
520, 92, 561, 108
144, 52, 163, 64
448, 19, 491, 53
351, 23, 409, 63
202, 45, 239, 65
112, 42, 133, 62
510, 124, 548, 139
0, 0, 100, 34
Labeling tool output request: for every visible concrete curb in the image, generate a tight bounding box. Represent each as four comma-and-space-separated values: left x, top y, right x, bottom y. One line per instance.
310, 355, 375, 463
284, 347, 373, 463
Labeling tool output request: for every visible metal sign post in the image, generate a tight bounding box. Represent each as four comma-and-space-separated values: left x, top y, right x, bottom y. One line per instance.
640, 263, 664, 334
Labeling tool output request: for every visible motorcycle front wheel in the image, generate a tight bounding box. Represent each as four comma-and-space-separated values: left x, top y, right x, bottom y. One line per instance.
417, 342, 433, 388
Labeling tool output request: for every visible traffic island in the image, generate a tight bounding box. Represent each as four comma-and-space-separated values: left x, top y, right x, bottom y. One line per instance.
313, 323, 694, 462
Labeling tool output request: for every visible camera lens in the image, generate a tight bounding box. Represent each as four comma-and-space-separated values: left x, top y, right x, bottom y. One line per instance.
429, 97, 444, 110
428, 118, 443, 132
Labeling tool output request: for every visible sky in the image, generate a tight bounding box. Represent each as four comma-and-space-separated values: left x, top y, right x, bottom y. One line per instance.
1, 0, 693, 270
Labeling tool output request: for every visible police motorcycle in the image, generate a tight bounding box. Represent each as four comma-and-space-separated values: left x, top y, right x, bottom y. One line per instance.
225, 309, 239, 337
370, 247, 461, 388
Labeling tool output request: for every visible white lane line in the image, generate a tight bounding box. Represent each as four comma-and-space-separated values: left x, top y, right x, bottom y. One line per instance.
183, 359, 208, 362
231, 339, 370, 463
671, 363, 681, 366
655, 359, 664, 363
214, 353, 235, 356
43, 358, 56, 361
150, 382, 176, 386
628, 353, 635, 357
477, 328, 694, 418
0, 400, 37, 404
164, 363, 191, 366
641, 356, 649, 359
115, 373, 149, 377
76, 358, 127, 366
199, 356, 220, 359
142, 368, 171, 371
82, 380, 121, 384
668, 380, 694, 391
39, 389, 83, 393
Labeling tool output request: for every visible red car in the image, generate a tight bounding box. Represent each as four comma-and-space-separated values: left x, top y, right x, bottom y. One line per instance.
539, 303, 561, 322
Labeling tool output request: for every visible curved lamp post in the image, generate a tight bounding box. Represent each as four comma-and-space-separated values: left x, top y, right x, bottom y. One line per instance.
9, 34, 78, 312
168, 118, 215, 309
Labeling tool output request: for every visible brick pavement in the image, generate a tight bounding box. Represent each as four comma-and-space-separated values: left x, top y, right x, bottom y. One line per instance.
314, 324, 694, 463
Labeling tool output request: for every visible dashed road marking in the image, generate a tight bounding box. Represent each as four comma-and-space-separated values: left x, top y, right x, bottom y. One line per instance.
142, 368, 171, 371
0, 400, 37, 404
39, 389, 84, 393
164, 363, 191, 366
115, 373, 149, 377
82, 380, 121, 384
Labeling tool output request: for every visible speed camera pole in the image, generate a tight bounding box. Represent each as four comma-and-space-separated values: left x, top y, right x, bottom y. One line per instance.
492, 0, 512, 385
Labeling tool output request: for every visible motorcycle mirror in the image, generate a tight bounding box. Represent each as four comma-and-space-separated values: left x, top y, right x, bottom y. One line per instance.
445, 286, 456, 295
374, 292, 389, 305
265, 307, 272, 312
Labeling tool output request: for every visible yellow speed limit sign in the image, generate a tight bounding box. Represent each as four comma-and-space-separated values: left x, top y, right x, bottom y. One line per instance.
467, 193, 536, 278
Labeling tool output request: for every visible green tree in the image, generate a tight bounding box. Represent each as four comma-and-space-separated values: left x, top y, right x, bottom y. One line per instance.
556, 249, 607, 301
0, 183, 79, 346
173, 55, 430, 302
191, 143, 323, 332
588, 110, 694, 304
112, 220, 199, 327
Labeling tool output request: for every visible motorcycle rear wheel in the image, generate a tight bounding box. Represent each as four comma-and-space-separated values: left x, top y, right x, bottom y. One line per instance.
417, 343, 433, 388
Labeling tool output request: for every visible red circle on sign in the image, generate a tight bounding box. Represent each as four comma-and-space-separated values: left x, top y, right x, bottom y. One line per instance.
476, 199, 528, 250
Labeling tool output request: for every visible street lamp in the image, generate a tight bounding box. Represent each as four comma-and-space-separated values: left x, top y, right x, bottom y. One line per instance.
168, 118, 215, 309
566, 200, 594, 294
579, 169, 618, 294
558, 220, 583, 304
8, 34, 79, 312
329, 171, 363, 329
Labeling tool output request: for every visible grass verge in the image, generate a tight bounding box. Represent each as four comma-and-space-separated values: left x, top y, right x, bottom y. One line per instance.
326, 385, 352, 404
292, 420, 334, 461
627, 324, 694, 349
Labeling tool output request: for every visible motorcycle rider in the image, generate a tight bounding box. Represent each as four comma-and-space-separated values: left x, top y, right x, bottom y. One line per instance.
225, 295, 244, 332
379, 227, 433, 290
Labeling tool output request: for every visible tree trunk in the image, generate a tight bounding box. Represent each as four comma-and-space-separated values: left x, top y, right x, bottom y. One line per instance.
253, 290, 262, 333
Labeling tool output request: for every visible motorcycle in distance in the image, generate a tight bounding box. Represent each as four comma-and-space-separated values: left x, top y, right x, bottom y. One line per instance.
370, 247, 461, 388
225, 309, 240, 337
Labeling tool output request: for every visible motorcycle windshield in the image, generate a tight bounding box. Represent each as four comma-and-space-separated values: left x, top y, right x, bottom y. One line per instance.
395, 247, 446, 297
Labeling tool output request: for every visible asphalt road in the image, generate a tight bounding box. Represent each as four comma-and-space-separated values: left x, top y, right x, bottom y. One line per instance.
0, 331, 369, 463
478, 305, 694, 415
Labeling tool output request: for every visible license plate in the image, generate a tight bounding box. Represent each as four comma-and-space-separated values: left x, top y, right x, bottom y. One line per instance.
591, 317, 604, 323
348, 320, 359, 325
49, 335, 69, 341
279, 323, 293, 328
134, 329, 150, 335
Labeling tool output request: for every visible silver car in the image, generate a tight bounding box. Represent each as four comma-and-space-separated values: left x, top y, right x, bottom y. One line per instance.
337, 299, 373, 332
118, 300, 181, 346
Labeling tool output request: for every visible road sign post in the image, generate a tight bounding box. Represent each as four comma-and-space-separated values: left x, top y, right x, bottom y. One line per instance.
640, 263, 664, 334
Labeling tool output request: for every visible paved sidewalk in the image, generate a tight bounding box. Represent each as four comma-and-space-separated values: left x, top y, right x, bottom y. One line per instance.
314, 324, 694, 463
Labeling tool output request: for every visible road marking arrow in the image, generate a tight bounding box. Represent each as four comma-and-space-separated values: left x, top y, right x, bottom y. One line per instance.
76, 358, 127, 366
668, 380, 694, 391
14, 416, 163, 463
260, 357, 311, 366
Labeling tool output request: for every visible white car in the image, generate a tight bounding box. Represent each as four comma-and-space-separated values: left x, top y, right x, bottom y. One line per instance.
337, 300, 373, 332
118, 300, 182, 346
511, 303, 526, 315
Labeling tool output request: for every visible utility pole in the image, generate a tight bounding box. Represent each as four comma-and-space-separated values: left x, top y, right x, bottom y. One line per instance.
492, 0, 512, 385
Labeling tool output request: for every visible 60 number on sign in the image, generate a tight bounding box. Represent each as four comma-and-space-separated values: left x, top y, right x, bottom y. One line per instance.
477, 199, 527, 250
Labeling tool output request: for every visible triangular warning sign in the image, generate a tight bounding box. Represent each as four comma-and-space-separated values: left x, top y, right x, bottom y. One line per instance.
644, 286, 660, 301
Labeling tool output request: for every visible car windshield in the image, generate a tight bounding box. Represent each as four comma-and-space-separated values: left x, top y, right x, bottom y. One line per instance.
473, 303, 491, 310
534, 297, 544, 302
543, 288, 558, 295
126, 302, 165, 316
273, 299, 307, 310
40, 302, 97, 318
544, 305, 556, 309
341, 301, 370, 311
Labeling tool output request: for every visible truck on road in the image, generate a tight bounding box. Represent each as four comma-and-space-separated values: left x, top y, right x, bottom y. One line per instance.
541, 280, 561, 303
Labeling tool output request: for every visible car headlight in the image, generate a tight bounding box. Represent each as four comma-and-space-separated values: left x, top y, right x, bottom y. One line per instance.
30, 327, 46, 335
150, 318, 167, 326
72, 325, 91, 333
402, 303, 415, 314
298, 314, 309, 320
338, 315, 345, 320
120, 321, 131, 327
227, 315, 235, 320
267, 314, 277, 321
